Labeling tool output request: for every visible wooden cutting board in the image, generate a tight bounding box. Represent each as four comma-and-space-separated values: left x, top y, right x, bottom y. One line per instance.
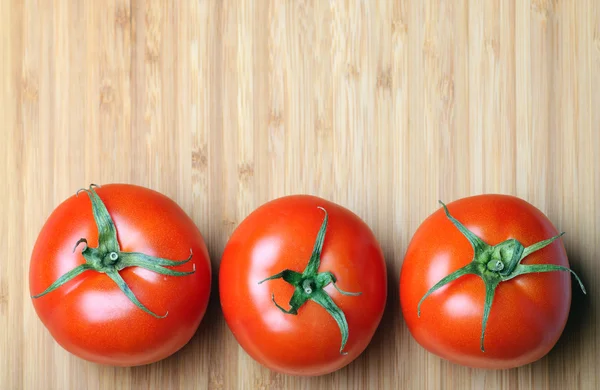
1, 1, 598, 389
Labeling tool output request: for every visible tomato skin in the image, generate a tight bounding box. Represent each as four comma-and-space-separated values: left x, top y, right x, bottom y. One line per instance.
219, 195, 387, 376
399, 194, 573, 369
29, 184, 212, 366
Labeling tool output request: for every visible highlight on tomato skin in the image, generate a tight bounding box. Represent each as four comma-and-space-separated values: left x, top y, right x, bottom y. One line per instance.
219, 194, 388, 376
29, 183, 212, 367
399, 194, 586, 369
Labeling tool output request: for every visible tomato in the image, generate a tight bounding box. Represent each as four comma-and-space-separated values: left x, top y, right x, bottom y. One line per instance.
399, 194, 586, 369
219, 195, 387, 376
29, 184, 212, 366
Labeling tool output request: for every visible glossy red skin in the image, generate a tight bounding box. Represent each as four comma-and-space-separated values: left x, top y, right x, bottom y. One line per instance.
219, 195, 387, 376
400, 195, 573, 369
29, 184, 212, 366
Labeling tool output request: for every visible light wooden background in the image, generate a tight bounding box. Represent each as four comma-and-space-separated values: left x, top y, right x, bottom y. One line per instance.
1, 0, 599, 389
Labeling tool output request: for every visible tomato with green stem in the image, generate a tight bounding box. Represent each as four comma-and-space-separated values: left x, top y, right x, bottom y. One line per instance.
29, 184, 212, 366
219, 195, 387, 376
399, 195, 586, 369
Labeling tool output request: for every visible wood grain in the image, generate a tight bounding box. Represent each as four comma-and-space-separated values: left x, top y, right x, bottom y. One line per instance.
1, 0, 599, 389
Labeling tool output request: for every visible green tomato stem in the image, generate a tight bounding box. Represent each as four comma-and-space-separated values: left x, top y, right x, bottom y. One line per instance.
31, 184, 196, 318
258, 207, 362, 354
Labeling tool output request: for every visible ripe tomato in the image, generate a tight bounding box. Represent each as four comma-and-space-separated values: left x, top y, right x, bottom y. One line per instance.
399, 194, 585, 369
29, 184, 212, 366
219, 195, 387, 376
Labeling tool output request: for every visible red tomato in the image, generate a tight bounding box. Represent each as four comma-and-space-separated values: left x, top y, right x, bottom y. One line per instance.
219, 195, 387, 376
29, 184, 212, 366
399, 194, 585, 369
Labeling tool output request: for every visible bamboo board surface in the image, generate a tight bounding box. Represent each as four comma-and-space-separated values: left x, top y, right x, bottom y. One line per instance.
1, 1, 599, 389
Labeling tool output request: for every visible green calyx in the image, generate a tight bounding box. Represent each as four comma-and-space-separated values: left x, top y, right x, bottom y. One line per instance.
31, 184, 196, 318
258, 207, 362, 354
418, 201, 587, 352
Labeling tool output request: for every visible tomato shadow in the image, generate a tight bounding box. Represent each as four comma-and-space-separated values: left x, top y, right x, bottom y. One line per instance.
175, 264, 224, 353
545, 252, 593, 362
369, 260, 402, 344
128, 256, 225, 379
341, 248, 403, 371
